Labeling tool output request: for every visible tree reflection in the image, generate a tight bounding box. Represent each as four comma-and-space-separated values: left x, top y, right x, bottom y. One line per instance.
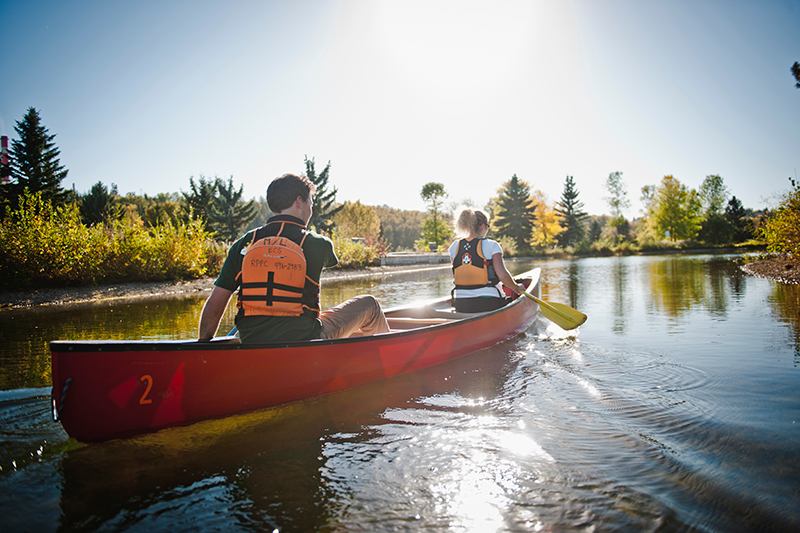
0, 297, 237, 390
767, 283, 800, 364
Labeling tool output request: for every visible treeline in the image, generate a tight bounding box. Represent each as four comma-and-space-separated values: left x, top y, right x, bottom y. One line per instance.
2, 107, 799, 290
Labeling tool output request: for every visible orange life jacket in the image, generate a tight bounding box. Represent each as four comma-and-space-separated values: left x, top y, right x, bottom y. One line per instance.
452, 238, 500, 289
236, 220, 320, 319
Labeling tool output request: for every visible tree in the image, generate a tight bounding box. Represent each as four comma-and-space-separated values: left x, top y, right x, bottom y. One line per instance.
420, 182, 449, 247
1, 107, 69, 211
588, 218, 603, 243
725, 195, 751, 242
182, 175, 222, 224
80, 182, 119, 225
419, 216, 453, 250
604, 171, 630, 218
493, 174, 536, 250
207, 177, 258, 241
697, 174, 734, 244
246, 196, 273, 231
759, 177, 800, 257
374, 205, 425, 251
698, 174, 729, 216
531, 190, 562, 248
652, 175, 702, 241
637, 184, 659, 241
604, 171, 631, 242
792, 61, 800, 89
304, 156, 342, 234
555, 175, 588, 246
334, 201, 381, 239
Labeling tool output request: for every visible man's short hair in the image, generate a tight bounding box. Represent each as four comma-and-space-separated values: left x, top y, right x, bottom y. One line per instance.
267, 174, 316, 213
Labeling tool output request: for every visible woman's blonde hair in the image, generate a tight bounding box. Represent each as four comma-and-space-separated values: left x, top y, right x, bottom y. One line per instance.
455, 208, 489, 237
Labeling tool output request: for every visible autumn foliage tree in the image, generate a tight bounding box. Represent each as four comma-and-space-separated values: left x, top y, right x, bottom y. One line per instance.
531, 190, 562, 248
334, 201, 381, 239
760, 177, 800, 258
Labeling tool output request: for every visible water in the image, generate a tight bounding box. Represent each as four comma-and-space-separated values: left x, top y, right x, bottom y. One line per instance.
1, 254, 798, 532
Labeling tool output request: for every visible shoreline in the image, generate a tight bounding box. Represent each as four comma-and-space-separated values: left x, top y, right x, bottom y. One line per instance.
0, 264, 452, 310
1, 255, 796, 311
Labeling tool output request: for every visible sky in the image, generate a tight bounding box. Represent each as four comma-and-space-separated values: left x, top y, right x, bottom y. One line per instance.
1, 0, 798, 217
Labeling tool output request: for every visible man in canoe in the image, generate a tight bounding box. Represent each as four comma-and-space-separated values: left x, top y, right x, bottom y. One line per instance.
198, 173, 389, 343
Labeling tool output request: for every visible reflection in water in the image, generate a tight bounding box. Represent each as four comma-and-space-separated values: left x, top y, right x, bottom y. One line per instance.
0, 296, 238, 390
768, 282, 800, 363
611, 258, 631, 335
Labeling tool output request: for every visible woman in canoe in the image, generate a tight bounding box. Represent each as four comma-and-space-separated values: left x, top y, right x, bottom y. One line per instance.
448, 208, 526, 313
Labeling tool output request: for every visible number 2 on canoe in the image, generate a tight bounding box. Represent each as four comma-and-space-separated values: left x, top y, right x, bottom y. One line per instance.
139, 375, 153, 405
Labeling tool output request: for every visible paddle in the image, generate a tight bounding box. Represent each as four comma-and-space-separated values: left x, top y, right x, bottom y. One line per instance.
516, 291, 587, 330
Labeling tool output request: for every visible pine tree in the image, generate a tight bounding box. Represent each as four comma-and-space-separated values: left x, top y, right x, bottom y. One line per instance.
182, 175, 222, 224
493, 174, 536, 251
80, 181, 119, 225
207, 177, 258, 241
588, 219, 603, 243
555, 175, 588, 246
304, 156, 342, 234
2, 108, 69, 210
725, 195, 750, 242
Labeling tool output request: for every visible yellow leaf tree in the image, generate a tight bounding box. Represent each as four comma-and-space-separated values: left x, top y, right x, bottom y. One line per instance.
333, 201, 381, 239
530, 190, 562, 248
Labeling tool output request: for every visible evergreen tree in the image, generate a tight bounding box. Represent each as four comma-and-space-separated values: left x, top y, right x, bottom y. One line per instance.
182, 175, 222, 224
1, 107, 69, 211
304, 156, 343, 234
555, 175, 588, 246
725, 195, 751, 242
493, 174, 536, 250
588, 218, 603, 243
792, 61, 800, 89
80, 181, 119, 225
207, 177, 258, 241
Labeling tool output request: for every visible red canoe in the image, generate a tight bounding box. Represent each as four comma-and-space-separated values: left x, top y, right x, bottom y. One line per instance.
50, 269, 542, 442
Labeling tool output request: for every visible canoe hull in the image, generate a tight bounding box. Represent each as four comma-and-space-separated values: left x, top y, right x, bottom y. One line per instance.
51, 269, 541, 442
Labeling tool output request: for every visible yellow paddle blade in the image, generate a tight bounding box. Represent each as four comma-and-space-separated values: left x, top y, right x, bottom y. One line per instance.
520, 292, 587, 330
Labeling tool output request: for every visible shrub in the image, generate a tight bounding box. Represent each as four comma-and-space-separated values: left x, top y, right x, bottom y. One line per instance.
331, 229, 379, 268
0, 191, 217, 289
759, 180, 800, 258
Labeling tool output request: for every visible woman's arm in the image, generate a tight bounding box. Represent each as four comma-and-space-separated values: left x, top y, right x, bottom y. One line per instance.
492, 253, 526, 294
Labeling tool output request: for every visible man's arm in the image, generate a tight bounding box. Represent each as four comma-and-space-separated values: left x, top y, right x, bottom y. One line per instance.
198, 286, 234, 341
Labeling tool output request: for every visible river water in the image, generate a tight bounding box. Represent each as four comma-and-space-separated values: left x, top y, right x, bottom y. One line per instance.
0, 254, 798, 532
